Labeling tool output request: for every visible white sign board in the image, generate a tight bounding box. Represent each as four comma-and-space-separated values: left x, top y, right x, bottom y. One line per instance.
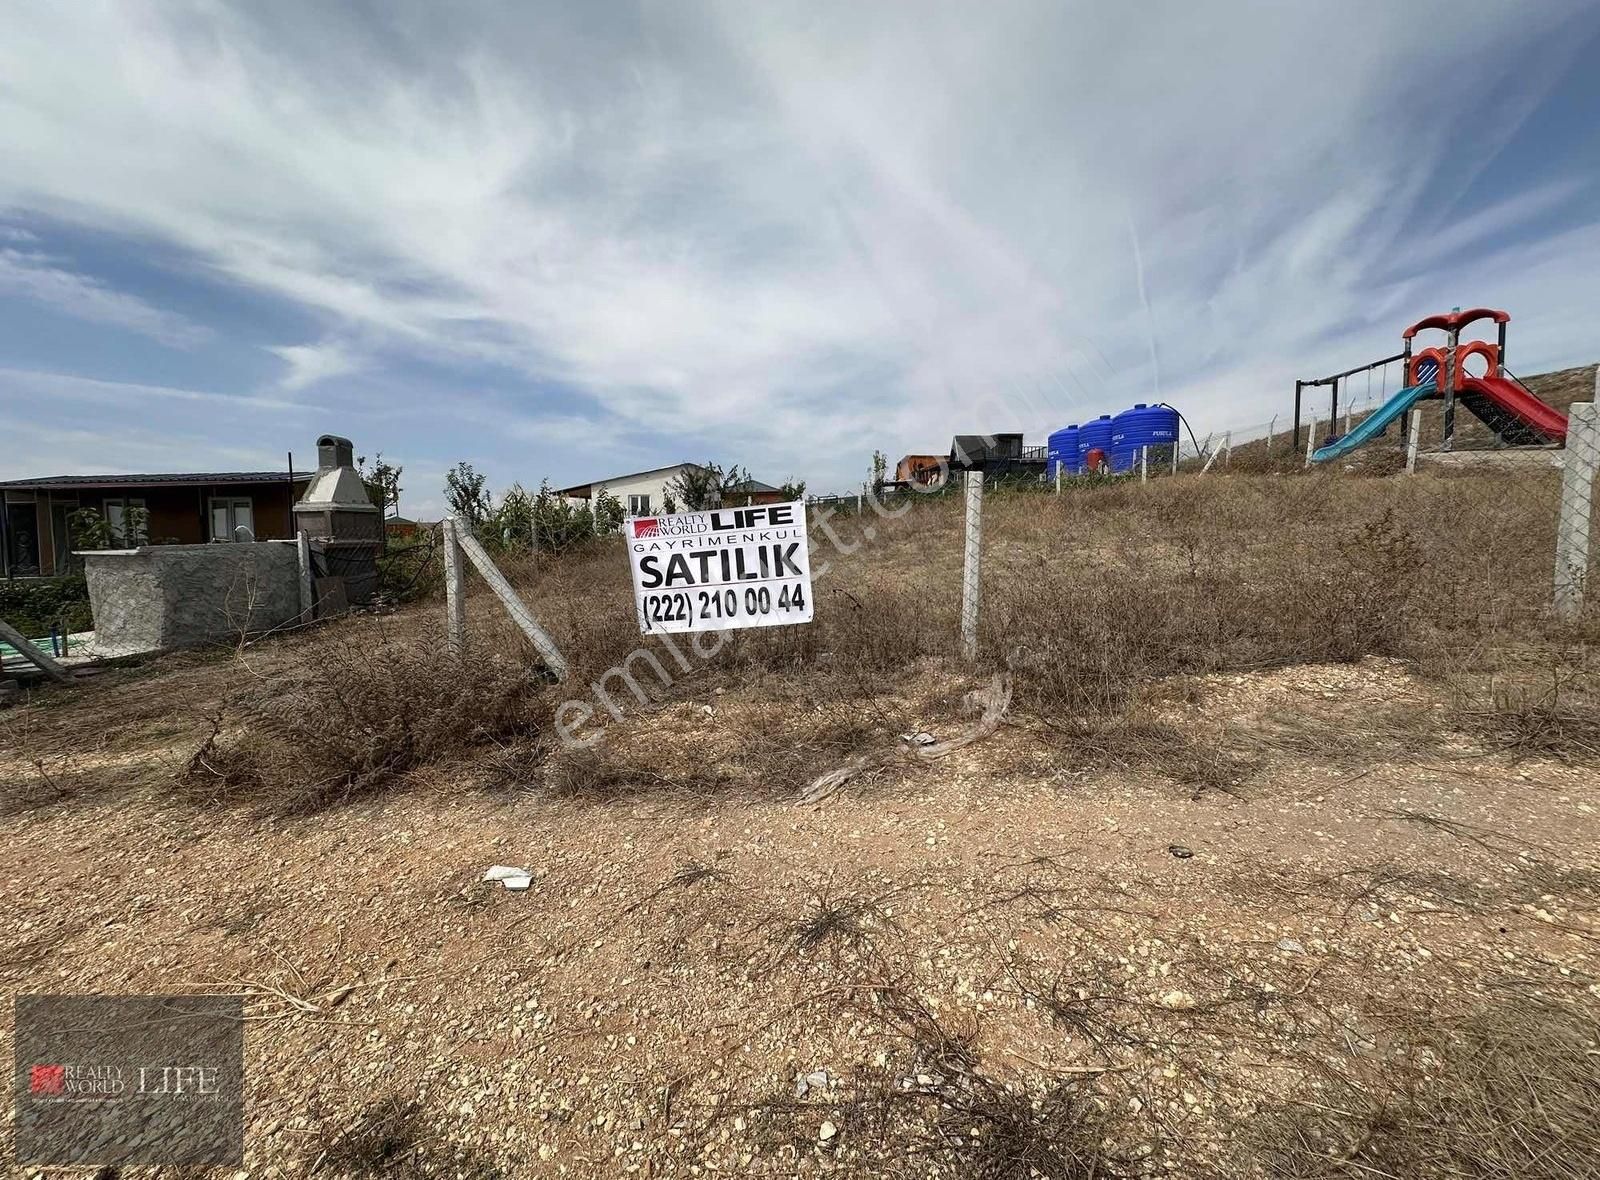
626, 500, 814, 634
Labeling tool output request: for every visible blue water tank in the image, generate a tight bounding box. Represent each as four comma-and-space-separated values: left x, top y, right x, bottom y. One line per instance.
1077, 415, 1114, 473
1110, 403, 1179, 472
1047, 425, 1080, 478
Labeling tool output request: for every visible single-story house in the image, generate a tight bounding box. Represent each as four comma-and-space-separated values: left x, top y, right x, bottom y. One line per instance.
0, 470, 312, 578
385, 515, 432, 541
557, 463, 789, 517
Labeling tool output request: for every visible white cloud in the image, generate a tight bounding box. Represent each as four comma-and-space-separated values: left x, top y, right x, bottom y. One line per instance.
0, 1, 1595, 489
268, 340, 358, 391
0, 366, 307, 413
0, 247, 207, 347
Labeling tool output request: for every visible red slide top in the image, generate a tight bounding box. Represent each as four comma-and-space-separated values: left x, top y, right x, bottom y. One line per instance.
1460, 374, 1567, 444
1402, 308, 1510, 340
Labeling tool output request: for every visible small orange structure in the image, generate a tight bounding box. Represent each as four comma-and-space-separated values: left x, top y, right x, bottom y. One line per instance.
895, 454, 946, 487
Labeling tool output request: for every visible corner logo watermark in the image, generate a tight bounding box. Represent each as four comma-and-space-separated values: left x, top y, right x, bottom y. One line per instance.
14, 994, 244, 1167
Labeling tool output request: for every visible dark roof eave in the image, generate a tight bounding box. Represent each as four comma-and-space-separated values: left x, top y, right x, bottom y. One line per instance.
0, 472, 314, 491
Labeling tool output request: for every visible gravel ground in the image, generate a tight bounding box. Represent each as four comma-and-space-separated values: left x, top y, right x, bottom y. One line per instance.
4, 655, 1599, 1177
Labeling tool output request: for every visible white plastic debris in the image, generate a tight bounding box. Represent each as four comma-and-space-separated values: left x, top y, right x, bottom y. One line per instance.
484, 865, 533, 891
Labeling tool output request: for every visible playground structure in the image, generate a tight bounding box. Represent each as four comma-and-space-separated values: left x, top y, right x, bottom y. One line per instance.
1295, 309, 1569, 463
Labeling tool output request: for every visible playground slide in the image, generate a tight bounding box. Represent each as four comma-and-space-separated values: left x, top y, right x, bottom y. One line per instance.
1311, 382, 1434, 463
1458, 374, 1567, 446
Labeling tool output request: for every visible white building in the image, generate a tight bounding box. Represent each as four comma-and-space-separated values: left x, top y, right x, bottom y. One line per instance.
557, 462, 697, 518
557, 463, 785, 516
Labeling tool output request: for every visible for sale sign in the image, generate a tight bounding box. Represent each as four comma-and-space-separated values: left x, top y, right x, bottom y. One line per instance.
626, 501, 814, 634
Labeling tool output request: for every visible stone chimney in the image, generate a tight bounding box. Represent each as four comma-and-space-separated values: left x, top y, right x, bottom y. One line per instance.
292, 434, 383, 607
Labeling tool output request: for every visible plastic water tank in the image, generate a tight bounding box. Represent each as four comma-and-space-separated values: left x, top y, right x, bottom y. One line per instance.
1047, 425, 1080, 478
1110, 404, 1179, 472
1077, 415, 1114, 472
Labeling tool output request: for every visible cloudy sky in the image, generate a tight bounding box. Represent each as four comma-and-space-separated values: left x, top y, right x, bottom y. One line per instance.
3, 1, 1598, 513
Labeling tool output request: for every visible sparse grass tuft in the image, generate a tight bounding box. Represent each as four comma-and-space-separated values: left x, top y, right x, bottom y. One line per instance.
311, 1095, 504, 1178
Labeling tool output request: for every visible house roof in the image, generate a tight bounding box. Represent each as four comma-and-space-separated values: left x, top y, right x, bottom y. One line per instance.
729, 477, 783, 494
0, 471, 312, 492
556, 462, 701, 498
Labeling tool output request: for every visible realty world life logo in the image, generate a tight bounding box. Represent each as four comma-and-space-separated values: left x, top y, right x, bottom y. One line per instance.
632, 517, 660, 538
28, 1062, 224, 1101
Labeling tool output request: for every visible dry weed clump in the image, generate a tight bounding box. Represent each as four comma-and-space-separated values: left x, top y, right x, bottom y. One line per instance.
179, 621, 547, 814
1238, 1000, 1600, 1179
309, 1094, 503, 1177
959, 467, 1599, 763
1467, 656, 1600, 759
692, 974, 1132, 1179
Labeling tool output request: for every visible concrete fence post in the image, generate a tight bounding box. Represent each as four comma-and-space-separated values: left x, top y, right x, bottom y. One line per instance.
443, 517, 466, 659
0, 619, 71, 683
1055, 465, 1062, 494
1405, 407, 1422, 474
1305, 417, 1318, 468
1267, 415, 1277, 452
1554, 400, 1599, 621
453, 528, 569, 680
1140, 445, 1148, 483
295, 529, 314, 623
960, 471, 984, 661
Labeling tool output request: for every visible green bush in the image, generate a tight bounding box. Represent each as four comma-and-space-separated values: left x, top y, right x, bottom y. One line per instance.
0, 575, 94, 637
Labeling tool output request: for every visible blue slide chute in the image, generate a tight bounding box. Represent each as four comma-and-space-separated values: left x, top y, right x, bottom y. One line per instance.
1311, 382, 1434, 463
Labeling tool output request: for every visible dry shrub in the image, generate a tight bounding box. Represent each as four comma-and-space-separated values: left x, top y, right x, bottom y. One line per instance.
854, 982, 1130, 1179
963, 467, 1600, 762
179, 621, 547, 813
1467, 655, 1600, 759
708, 976, 1131, 1179
1241, 1001, 1600, 1179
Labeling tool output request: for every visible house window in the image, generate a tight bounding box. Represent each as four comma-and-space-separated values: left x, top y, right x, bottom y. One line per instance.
209, 497, 255, 541
628, 493, 651, 517
103, 497, 149, 546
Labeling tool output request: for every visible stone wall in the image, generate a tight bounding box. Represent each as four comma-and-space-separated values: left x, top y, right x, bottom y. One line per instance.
83, 542, 304, 655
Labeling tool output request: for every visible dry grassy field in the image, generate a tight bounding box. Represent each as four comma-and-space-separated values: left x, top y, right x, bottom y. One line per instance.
4, 464, 1600, 1177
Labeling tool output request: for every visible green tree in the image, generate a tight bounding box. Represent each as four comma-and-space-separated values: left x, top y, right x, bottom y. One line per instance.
69, 505, 150, 550
531, 480, 596, 549
444, 461, 491, 527
668, 462, 753, 511
780, 477, 807, 501
489, 482, 537, 551
358, 452, 404, 517
68, 507, 115, 550
870, 450, 888, 488
592, 488, 625, 534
